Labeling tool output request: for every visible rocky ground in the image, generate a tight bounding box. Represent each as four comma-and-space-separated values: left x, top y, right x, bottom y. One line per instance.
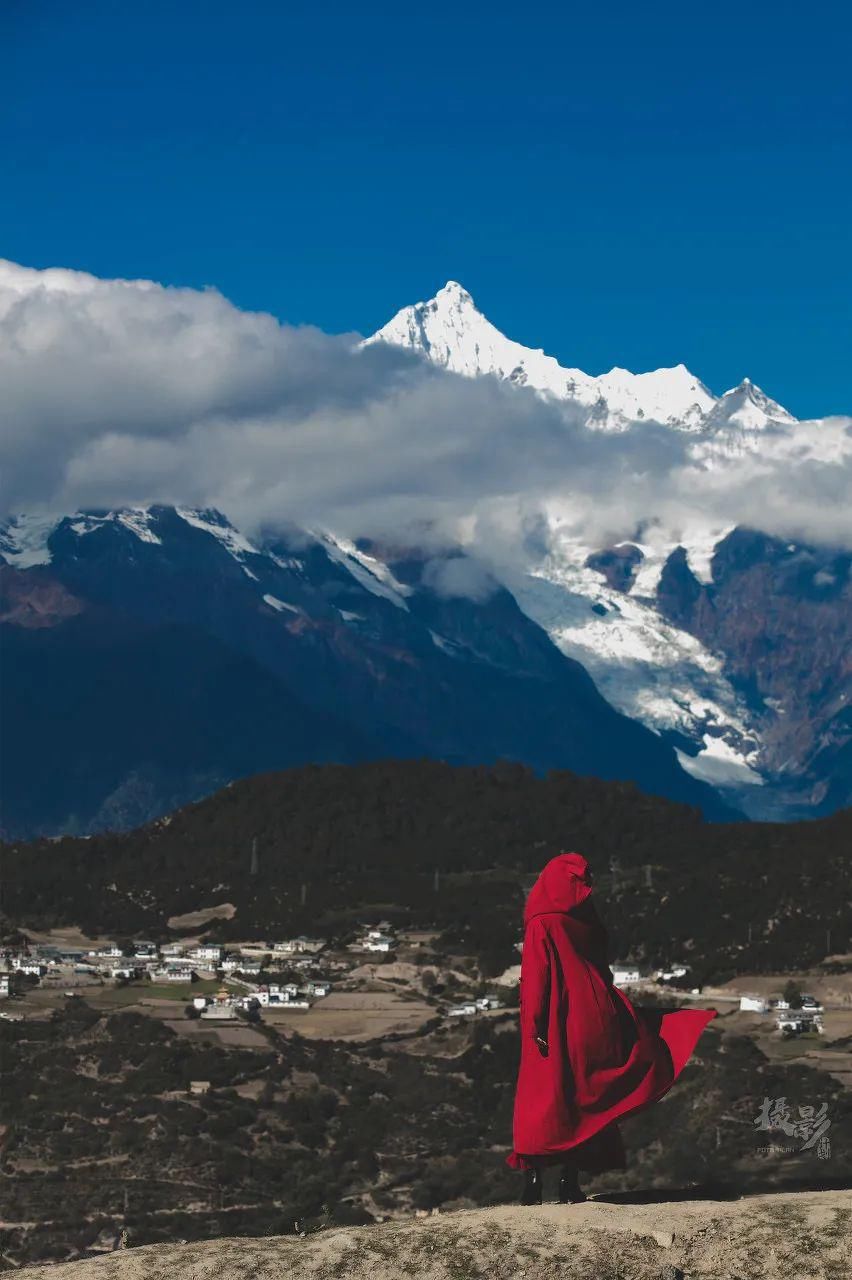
17, 1190, 852, 1280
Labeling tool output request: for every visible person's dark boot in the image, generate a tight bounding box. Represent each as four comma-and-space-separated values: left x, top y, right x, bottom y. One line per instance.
520, 1166, 543, 1205
559, 1166, 586, 1204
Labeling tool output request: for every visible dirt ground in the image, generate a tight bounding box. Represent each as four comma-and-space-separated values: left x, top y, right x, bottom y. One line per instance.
711, 971, 852, 1006
22, 927, 109, 950
165, 903, 237, 930
17, 1190, 852, 1280
263, 991, 435, 1041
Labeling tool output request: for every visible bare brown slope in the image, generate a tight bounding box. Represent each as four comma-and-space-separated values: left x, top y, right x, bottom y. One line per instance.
18, 1192, 852, 1280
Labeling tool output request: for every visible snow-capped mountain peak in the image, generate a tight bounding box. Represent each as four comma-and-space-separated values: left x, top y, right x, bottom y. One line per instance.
365, 277, 578, 393
436, 279, 473, 304
367, 282, 795, 436
705, 378, 796, 432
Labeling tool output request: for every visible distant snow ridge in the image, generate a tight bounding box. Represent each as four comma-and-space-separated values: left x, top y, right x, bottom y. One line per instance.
365, 281, 843, 809
0, 508, 166, 567
68, 509, 163, 546
320, 533, 412, 610
174, 507, 261, 559
0, 507, 255, 570
366, 280, 795, 434
0, 513, 61, 568
512, 554, 764, 793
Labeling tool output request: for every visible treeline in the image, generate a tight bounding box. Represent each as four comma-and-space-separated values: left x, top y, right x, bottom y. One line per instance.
2, 761, 850, 979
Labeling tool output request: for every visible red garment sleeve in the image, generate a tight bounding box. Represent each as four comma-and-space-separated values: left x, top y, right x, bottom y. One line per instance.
520, 917, 551, 1042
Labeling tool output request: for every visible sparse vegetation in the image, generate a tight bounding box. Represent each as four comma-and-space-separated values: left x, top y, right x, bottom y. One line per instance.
1, 762, 850, 1267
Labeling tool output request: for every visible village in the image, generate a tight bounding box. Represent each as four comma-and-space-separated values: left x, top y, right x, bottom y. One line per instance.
609, 965, 828, 1037
2, 925, 844, 1052
0, 917, 516, 1046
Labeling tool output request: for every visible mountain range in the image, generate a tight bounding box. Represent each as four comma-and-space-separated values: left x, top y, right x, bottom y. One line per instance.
369, 282, 851, 818
0, 504, 737, 835
1, 280, 849, 833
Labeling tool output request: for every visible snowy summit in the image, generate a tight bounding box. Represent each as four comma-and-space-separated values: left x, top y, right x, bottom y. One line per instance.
367, 280, 793, 434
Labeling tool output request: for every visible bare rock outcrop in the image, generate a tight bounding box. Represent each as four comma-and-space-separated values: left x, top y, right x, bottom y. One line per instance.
19, 1189, 852, 1280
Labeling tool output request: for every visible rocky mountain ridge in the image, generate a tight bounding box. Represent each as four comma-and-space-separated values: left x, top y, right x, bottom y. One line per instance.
0, 506, 736, 836
367, 282, 852, 817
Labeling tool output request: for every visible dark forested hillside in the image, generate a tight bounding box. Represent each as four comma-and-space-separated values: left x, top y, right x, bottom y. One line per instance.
0, 507, 739, 837
3, 761, 849, 981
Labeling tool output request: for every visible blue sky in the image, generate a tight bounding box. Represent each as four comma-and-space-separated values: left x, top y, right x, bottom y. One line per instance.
3, 0, 850, 418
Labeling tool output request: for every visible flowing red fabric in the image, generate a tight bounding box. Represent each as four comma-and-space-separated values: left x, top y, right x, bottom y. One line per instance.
508, 852, 717, 1170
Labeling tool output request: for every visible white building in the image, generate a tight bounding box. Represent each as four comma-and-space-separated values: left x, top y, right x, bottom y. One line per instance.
152, 964, 195, 983
475, 996, 503, 1011
189, 944, 222, 964
362, 934, 394, 953
160, 943, 186, 960
254, 983, 305, 1007
612, 966, 642, 986
740, 995, 769, 1013
776, 1013, 823, 1035
89, 945, 123, 959
133, 942, 158, 961
271, 936, 325, 956
447, 1002, 478, 1017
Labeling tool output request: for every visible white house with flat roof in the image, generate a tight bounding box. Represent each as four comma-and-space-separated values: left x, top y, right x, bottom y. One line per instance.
272, 936, 325, 955
363, 934, 394, 953
153, 964, 195, 983
189, 944, 222, 964
740, 995, 770, 1013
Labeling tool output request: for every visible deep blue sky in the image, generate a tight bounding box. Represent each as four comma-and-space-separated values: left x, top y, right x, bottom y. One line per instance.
3, 0, 850, 418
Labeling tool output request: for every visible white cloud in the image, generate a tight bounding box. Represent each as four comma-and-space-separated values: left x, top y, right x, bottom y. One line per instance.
1, 259, 850, 570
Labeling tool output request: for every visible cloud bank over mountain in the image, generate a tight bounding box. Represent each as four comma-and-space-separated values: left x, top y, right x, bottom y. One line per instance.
1, 259, 850, 562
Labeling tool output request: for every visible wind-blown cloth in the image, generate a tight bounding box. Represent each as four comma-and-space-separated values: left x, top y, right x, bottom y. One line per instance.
508, 852, 716, 1170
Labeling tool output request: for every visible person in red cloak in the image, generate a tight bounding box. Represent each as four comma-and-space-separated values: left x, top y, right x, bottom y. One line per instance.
508, 852, 717, 1204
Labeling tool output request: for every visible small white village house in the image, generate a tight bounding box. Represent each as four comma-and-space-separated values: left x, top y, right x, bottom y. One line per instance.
361, 928, 395, 953
153, 964, 195, 983
447, 1002, 478, 1017
740, 995, 769, 1013
272, 936, 325, 956
189, 944, 222, 964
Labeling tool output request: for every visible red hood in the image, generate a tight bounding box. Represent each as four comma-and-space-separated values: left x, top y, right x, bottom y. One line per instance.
524, 853, 594, 923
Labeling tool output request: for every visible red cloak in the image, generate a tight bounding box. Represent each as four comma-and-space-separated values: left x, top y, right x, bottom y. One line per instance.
509, 852, 716, 1169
